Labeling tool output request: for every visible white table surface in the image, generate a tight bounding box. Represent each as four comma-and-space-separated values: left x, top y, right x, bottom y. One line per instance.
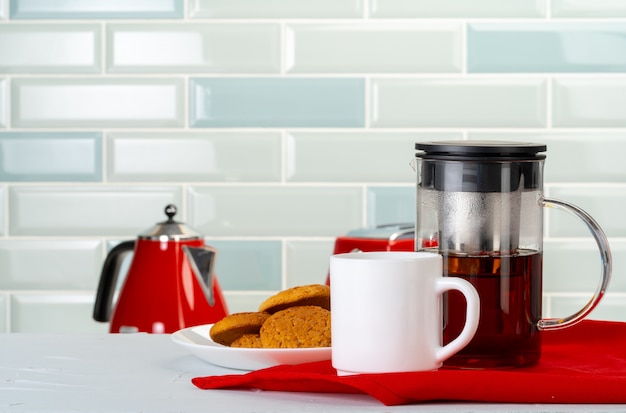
1, 332, 624, 413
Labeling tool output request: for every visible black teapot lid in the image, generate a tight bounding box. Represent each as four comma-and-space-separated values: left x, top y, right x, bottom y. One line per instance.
415, 140, 547, 192
415, 140, 546, 161
138, 204, 202, 241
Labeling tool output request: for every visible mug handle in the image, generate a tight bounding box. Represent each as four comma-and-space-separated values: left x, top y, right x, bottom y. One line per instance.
434, 278, 480, 363
538, 198, 612, 331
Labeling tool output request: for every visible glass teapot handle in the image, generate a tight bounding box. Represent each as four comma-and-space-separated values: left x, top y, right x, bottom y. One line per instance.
538, 198, 612, 331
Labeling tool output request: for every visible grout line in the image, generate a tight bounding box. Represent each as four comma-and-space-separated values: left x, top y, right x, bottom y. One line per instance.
364, 76, 370, 128
281, 130, 288, 183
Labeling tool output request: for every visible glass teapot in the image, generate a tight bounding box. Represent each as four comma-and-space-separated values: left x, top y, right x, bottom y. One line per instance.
414, 140, 612, 368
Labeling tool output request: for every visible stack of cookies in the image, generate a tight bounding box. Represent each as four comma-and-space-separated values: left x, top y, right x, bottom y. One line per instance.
209, 284, 331, 349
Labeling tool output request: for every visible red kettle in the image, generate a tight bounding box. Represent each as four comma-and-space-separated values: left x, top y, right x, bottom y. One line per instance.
93, 204, 229, 333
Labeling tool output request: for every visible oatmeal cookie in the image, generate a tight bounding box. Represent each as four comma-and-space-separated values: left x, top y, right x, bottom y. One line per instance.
230, 334, 263, 348
259, 305, 331, 348
258, 284, 330, 314
209, 312, 270, 346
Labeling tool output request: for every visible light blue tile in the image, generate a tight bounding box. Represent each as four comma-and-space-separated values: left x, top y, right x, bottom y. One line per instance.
552, 0, 626, 17
468, 23, 626, 73
11, 294, 109, 333
553, 78, 626, 127
0, 132, 102, 182
12, 78, 184, 128
107, 132, 281, 182
371, 78, 546, 127
10, 0, 183, 19
190, 78, 365, 128
370, 0, 545, 18
366, 186, 415, 228
287, 132, 461, 182
549, 294, 626, 322
9, 186, 182, 236
189, 0, 363, 18
207, 240, 281, 290
543, 239, 624, 293
0, 24, 100, 74
286, 23, 462, 73
0, 240, 102, 290
187, 186, 363, 236
467, 132, 626, 183
546, 185, 626, 238
107, 23, 280, 74
285, 240, 334, 288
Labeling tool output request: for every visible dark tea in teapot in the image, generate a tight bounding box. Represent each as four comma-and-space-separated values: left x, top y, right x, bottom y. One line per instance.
442, 251, 542, 368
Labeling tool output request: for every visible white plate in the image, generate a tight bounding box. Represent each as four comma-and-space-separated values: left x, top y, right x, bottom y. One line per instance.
171, 324, 331, 371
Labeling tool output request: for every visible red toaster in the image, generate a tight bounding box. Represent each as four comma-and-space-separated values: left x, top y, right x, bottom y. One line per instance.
326, 224, 425, 284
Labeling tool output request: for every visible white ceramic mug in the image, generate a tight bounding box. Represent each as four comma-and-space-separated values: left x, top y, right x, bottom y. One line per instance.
329, 251, 480, 375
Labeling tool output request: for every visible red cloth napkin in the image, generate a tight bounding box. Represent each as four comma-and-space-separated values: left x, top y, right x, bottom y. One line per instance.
192, 320, 626, 406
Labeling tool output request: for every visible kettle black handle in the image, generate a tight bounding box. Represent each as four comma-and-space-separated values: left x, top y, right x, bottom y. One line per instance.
93, 240, 136, 322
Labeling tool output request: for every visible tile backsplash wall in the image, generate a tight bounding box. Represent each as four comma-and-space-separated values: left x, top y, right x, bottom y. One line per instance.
1, 0, 625, 332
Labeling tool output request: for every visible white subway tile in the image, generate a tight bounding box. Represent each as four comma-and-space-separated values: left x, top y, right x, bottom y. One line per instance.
468, 132, 626, 183
286, 23, 462, 73
11, 294, 109, 333
287, 132, 461, 182
10, 0, 184, 19
553, 78, 626, 127
222, 292, 268, 314
9, 186, 182, 236
187, 186, 363, 236
552, 0, 626, 17
371, 78, 547, 127
0, 240, 102, 290
550, 294, 626, 322
0, 24, 100, 73
107, 132, 281, 182
546, 185, 626, 238
189, 0, 363, 18
11, 78, 184, 128
107, 23, 280, 73
370, 0, 545, 18
544, 239, 624, 293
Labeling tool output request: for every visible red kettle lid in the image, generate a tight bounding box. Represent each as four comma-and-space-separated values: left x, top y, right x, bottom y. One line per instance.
138, 204, 202, 241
